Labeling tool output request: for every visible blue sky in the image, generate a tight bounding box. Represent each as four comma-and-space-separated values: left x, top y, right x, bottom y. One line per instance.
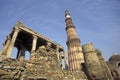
0, 0, 120, 61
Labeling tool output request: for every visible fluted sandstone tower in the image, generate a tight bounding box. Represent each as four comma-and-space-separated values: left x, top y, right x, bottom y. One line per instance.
65, 10, 84, 71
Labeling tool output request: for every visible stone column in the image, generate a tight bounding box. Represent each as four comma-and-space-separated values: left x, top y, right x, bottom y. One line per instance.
1, 35, 11, 55
6, 28, 20, 57
31, 35, 37, 52
19, 47, 26, 62
56, 46, 60, 61
30, 35, 37, 60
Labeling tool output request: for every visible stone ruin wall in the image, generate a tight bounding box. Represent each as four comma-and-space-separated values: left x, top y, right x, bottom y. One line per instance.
0, 21, 88, 80
0, 21, 120, 80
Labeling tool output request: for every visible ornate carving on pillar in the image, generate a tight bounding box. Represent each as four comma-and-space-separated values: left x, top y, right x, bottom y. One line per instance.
6, 27, 20, 57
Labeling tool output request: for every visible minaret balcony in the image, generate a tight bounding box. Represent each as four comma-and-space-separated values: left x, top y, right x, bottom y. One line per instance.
66, 25, 76, 31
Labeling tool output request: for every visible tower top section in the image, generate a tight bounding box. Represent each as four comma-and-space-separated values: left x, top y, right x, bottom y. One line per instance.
65, 10, 71, 19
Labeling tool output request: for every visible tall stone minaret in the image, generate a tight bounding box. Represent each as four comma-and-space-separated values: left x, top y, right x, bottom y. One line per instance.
65, 10, 84, 71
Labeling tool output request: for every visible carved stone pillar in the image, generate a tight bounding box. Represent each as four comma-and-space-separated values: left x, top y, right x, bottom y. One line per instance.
6, 28, 20, 57
30, 35, 37, 59
31, 35, 37, 52
19, 47, 26, 62
56, 46, 60, 61
1, 35, 11, 55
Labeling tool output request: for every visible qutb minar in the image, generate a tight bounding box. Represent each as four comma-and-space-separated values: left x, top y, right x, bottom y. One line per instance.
65, 10, 84, 71
0, 10, 119, 80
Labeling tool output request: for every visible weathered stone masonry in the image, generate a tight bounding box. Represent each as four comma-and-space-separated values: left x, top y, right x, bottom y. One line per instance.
0, 10, 120, 80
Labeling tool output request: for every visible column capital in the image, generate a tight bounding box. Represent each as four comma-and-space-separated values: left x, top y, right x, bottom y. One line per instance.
14, 27, 20, 32
32, 35, 38, 40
